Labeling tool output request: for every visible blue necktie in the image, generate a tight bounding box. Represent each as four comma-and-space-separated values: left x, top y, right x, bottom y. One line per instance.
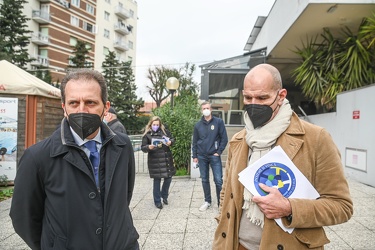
84, 140, 99, 188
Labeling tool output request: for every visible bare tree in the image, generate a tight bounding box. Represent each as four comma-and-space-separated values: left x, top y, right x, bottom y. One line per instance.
146, 66, 179, 107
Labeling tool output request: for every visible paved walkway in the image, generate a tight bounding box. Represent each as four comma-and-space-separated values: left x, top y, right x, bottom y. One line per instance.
0, 174, 374, 249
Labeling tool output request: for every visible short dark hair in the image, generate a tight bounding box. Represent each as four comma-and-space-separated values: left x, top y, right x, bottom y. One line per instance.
200, 101, 212, 108
60, 69, 108, 104
108, 107, 117, 115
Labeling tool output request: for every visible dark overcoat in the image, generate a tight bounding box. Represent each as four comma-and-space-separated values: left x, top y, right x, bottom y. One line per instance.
107, 118, 127, 134
141, 128, 176, 179
10, 119, 139, 250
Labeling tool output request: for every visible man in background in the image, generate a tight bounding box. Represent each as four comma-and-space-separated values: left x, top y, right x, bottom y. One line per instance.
104, 107, 127, 134
192, 101, 228, 211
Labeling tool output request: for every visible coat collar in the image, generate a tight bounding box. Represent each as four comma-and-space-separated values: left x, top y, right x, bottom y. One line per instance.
50, 118, 122, 157
233, 112, 305, 161
277, 112, 305, 160
49, 118, 128, 196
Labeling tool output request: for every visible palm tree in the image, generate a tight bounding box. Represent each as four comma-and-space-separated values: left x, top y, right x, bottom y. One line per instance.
292, 14, 375, 111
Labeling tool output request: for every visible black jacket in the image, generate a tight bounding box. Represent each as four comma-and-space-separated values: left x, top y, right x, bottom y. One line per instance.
10, 118, 139, 250
107, 118, 127, 134
192, 115, 228, 158
141, 128, 176, 178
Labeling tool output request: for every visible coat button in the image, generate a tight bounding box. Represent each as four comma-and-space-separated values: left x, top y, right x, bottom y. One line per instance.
230, 193, 233, 199
226, 212, 230, 218
88, 192, 96, 199
222, 232, 226, 238
277, 244, 284, 250
96, 228, 102, 235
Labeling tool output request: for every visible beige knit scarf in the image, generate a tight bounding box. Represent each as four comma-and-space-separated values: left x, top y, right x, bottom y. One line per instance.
242, 99, 292, 227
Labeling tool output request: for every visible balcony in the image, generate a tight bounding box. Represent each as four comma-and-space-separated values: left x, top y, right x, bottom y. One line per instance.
114, 23, 130, 35
30, 55, 49, 67
114, 5, 130, 19
113, 41, 129, 51
31, 32, 50, 45
32, 10, 51, 24
54, 0, 70, 8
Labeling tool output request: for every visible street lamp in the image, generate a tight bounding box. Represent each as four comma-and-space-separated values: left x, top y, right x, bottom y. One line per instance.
166, 77, 180, 109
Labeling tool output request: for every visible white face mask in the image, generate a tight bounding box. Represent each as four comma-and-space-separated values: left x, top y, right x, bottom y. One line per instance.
202, 109, 211, 117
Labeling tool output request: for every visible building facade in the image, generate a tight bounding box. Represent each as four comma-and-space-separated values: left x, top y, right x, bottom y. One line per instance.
22, 0, 137, 83
200, 0, 375, 117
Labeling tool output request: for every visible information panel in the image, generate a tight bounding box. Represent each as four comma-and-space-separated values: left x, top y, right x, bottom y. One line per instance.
0, 97, 18, 181
345, 148, 367, 172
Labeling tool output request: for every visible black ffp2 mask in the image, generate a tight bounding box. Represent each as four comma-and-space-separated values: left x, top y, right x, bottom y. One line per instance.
68, 113, 102, 140
244, 104, 274, 129
244, 92, 279, 129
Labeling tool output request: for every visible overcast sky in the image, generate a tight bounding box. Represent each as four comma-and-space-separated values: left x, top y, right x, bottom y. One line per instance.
134, 0, 275, 101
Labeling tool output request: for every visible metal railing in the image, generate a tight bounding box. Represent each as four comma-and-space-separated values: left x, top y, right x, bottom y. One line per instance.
128, 134, 148, 174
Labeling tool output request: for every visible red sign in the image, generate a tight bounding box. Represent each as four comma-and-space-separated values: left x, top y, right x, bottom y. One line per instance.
353, 110, 360, 119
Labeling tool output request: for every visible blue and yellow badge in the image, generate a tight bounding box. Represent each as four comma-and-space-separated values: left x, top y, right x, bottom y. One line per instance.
254, 162, 296, 197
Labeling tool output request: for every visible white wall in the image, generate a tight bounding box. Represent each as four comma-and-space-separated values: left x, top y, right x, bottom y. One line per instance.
307, 84, 375, 187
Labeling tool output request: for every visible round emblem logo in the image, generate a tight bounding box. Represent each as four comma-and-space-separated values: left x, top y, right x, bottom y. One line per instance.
254, 162, 296, 197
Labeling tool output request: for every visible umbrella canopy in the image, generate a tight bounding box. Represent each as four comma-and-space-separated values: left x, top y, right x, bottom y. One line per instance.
0, 60, 61, 99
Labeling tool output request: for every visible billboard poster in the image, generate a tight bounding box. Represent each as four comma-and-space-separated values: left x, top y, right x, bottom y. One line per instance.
0, 97, 18, 181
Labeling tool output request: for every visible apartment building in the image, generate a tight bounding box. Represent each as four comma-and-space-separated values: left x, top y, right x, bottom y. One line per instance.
22, 0, 137, 83
95, 0, 137, 67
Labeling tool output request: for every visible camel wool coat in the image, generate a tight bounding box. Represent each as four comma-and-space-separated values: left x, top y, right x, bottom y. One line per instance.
213, 113, 353, 250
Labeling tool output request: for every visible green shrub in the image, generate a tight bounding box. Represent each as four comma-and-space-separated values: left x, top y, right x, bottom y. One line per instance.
153, 94, 201, 173
0, 187, 13, 201
0, 174, 8, 186
175, 167, 189, 176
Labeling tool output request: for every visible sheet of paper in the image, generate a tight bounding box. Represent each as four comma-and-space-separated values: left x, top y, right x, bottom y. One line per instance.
162, 136, 170, 143
152, 136, 170, 146
238, 145, 320, 233
151, 138, 164, 146
192, 162, 199, 169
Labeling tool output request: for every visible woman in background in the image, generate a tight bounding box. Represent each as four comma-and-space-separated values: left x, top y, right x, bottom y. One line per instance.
141, 116, 176, 209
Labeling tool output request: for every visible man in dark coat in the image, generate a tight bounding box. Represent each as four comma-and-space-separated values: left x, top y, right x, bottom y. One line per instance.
10, 69, 139, 250
104, 107, 127, 134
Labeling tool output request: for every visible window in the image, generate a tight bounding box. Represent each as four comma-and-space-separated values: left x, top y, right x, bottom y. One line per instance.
128, 56, 133, 62
129, 9, 134, 18
70, 15, 79, 26
40, 49, 48, 57
40, 27, 49, 35
70, 37, 77, 46
103, 47, 109, 56
39, 27, 49, 42
41, 4, 49, 14
71, 0, 80, 7
85, 44, 91, 50
86, 4, 94, 15
68, 56, 75, 66
39, 49, 48, 65
104, 11, 110, 21
128, 41, 133, 50
83, 22, 96, 33
104, 29, 110, 39
84, 61, 93, 67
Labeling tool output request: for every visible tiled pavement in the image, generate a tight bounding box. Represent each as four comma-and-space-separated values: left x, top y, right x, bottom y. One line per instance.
0, 173, 374, 249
